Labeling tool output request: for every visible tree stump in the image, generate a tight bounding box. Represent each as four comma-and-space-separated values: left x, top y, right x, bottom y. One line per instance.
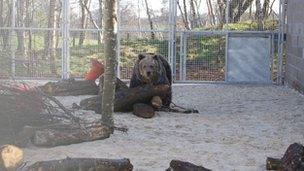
0, 145, 23, 171
21, 157, 133, 171
166, 160, 212, 171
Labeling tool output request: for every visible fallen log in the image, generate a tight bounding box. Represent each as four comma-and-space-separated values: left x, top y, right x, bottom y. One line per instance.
266, 157, 281, 170
39, 78, 99, 96
32, 121, 112, 147
0, 145, 23, 171
80, 84, 170, 113
281, 143, 304, 171
19, 157, 133, 171
266, 143, 304, 170
166, 160, 212, 171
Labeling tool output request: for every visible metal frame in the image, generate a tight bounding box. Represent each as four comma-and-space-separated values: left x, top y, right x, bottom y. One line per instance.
61, 0, 70, 79
277, 0, 286, 85
0, 0, 285, 84
10, 0, 16, 79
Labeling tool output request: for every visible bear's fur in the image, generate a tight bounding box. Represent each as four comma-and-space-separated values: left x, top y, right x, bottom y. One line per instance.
130, 53, 172, 107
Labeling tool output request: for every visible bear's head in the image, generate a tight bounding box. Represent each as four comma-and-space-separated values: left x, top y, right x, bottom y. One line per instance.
137, 53, 160, 84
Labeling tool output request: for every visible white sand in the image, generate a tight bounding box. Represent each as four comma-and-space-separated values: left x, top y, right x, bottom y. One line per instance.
23, 84, 304, 171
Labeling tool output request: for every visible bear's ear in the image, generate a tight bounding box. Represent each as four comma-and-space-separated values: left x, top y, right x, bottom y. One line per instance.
138, 54, 145, 60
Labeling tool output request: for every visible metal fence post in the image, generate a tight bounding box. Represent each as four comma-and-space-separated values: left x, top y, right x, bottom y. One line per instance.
179, 32, 184, 81
277, 0, 285, 85
168, 0, 177, 81
10, 0, 16, 78
61, 0, 70, 79
179, 31, 187, 81
225, 0, 230, 28
224, 0, 230, 82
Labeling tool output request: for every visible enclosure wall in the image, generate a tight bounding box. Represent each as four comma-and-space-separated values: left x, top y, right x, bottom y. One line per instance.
285, 0, 304, 91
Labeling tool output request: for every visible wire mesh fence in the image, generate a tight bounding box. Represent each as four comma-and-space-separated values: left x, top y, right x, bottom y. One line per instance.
118, 31, 170, 79
182, 32, 226, 81
0, 0, 284, 83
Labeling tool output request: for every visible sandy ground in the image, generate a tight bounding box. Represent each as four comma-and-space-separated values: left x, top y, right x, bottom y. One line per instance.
22, 84, 304, 171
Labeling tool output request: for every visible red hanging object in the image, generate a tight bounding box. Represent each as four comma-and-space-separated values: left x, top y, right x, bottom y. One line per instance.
85, 59, 105, 81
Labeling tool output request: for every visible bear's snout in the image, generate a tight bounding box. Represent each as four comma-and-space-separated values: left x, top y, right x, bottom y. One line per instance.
147, 71, 152, 76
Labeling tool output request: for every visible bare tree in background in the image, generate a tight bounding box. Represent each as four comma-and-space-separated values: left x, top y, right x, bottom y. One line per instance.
177, 0, 189, 30
217, 0, 255, 28
216, 0, 226, 28
255, 0, 263, 30
16, 0, 26, 59
98, 0, 103, 44
0, 0, 10, 50
189, 0, 199, 28
144, 0, 155, 39
177, 0, 191, 30
44, 0, 57, 74
101, 0, 117, 130
79, 0, 91, 46
206, 0, 215, 26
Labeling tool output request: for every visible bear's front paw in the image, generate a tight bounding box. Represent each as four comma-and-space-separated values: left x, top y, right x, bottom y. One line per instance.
151, 96, 163, 109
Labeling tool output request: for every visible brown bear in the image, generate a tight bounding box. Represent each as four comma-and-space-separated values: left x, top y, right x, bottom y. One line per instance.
130, 53, 172, 108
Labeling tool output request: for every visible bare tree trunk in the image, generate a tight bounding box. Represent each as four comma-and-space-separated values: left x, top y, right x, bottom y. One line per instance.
177, 0, 190, 30
44, 0, 57, 74
16, 0, 26, 60
182, 0, 190, 30
232, 0, 254, 23
249, 2, 253, 20
98, 0, 103, 44
262, 0, 270, 19
206, 0, 215, 26
1, 1, 11, 50
55, 2, 62, 49
144, 0, 155, 39
217, 0, 226, 28
255, 0, 263, 30
101, 0, 117, 131
268, 0, 276, 16
194, 0, 203, 27
79, 0, 91, 46
189, 0, 198, 28
81, 1, 103, 43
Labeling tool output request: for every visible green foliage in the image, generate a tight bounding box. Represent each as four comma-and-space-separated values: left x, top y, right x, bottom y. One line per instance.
120, 38, 168, 65
225, 20, 279, 31
187, 36, 225, 65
